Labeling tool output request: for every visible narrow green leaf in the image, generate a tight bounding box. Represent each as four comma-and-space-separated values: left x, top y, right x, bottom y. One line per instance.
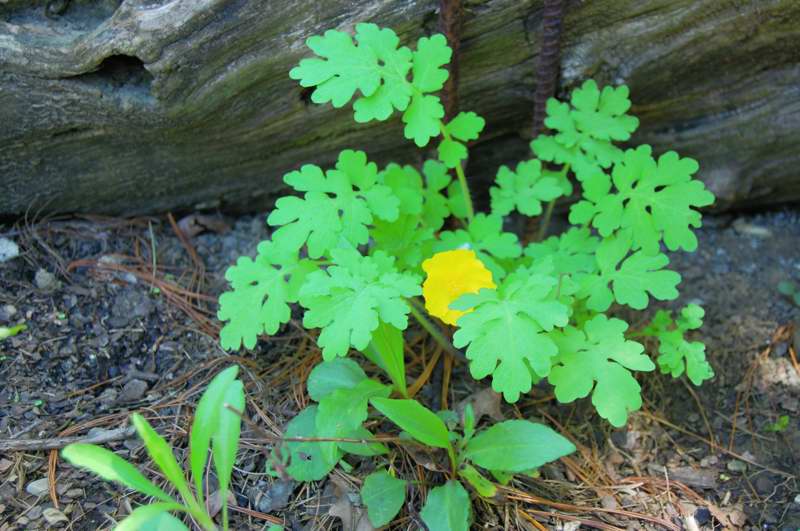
212, 380, 245, 523
370, 398, 451, 449
460, 464, 497, 498
464, 420, 575, 472
115, 503, 189, 531
462, 404, 475, 441
61, 444, 174, 504
363, 321, 407, 396
131, 414, 195, 506
420, 480, 471, 531
190, 365, 239, 502
307, 358, 367, 402
360, 470, 407, 527
338, 425, 388, 456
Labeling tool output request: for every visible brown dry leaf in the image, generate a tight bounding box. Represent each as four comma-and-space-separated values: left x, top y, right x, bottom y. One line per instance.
207, 490, 236, 519
328, 477, 374, 531
177, 214, 230, 238
707, 502, 747, 529
455, 387, 504, 425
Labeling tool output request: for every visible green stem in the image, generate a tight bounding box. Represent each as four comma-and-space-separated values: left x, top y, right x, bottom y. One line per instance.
407, 299, 466, 362
447, 446, 458, 478
537, 200, 556, 241
439, 122, 474, 223
536, 163, 571, 241
186, 503, 217, 531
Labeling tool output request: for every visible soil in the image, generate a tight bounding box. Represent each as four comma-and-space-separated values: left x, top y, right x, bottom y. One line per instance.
0, 209, 798, 530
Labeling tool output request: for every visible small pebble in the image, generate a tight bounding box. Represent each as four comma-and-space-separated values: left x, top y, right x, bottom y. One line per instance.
0, 238, 19, 262
26, 477, 49, 497
43, 507, 69, 526
118, 379, 148, 402
34, 269, 59, 291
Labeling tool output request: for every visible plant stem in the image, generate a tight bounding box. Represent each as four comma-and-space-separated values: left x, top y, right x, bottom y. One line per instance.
537, 200, 556, 241
439, 122, 474, 223
536, 163, 570, 240
407, 299, 466, 362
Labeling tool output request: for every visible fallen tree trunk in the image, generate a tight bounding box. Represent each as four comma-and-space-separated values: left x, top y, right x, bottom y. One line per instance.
1, 0, 798, 216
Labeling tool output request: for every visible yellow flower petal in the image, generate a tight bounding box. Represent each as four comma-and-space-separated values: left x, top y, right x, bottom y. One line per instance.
422, 249, 496, 325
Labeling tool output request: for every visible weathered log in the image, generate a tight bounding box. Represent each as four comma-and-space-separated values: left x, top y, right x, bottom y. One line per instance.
1, 0, 798, 216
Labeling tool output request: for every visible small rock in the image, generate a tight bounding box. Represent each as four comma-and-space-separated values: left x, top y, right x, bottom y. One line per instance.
26, 477, 49, 497
693, 507, 711, 525
732, 218, 772, 238
118, 379, 148, 402
254, 479, 295, 513
0, 238, 19, 262
794, 493, 800, 505
109, 289, 153, 327
64, 488, 84, 498
28, 505, 43, 520
34, 269, 59, 291
16, 516, 29, 526
0, 304, 17, 322
726, 460, 747, 472
97, 387, 118, 408
43, 507, 69, 526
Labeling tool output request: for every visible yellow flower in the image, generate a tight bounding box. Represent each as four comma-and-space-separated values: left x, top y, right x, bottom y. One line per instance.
422, 249, 496, 325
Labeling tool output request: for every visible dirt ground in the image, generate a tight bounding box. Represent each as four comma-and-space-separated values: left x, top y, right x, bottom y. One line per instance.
0, 208, 798, 530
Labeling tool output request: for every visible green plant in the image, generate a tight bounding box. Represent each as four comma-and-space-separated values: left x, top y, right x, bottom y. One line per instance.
764, 415, 790, 433
219, 22, 715, 527
778, 280, 800, 307
62, 366, 245, 531
268, 361, 575, 529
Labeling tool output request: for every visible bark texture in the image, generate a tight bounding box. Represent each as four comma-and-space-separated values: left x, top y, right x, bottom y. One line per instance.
1, 0, 798, 215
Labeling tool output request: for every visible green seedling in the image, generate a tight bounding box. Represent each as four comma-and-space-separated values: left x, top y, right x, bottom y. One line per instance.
764, 415, 789, 433
62, 366, 245, 531
778, 280, 800, 307
0, 323, 26, 340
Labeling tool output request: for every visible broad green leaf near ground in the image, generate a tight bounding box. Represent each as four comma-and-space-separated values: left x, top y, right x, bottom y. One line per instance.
218, 241, 318, 350
451, 269, 569, 402
316, 379, 390, 454
306, 358, 367, 402
435, 213, 522, 280
360, 470, 407, 527
268, 150, 399, 258
299, 249, 421, 359
490, 159, 563, 217
464, 420, 576, 472
281, 406, 339, 481
640, 304, 713, 385
420, 481, 471, 531
569, 145, 714, 254
548, 315, 654, 427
